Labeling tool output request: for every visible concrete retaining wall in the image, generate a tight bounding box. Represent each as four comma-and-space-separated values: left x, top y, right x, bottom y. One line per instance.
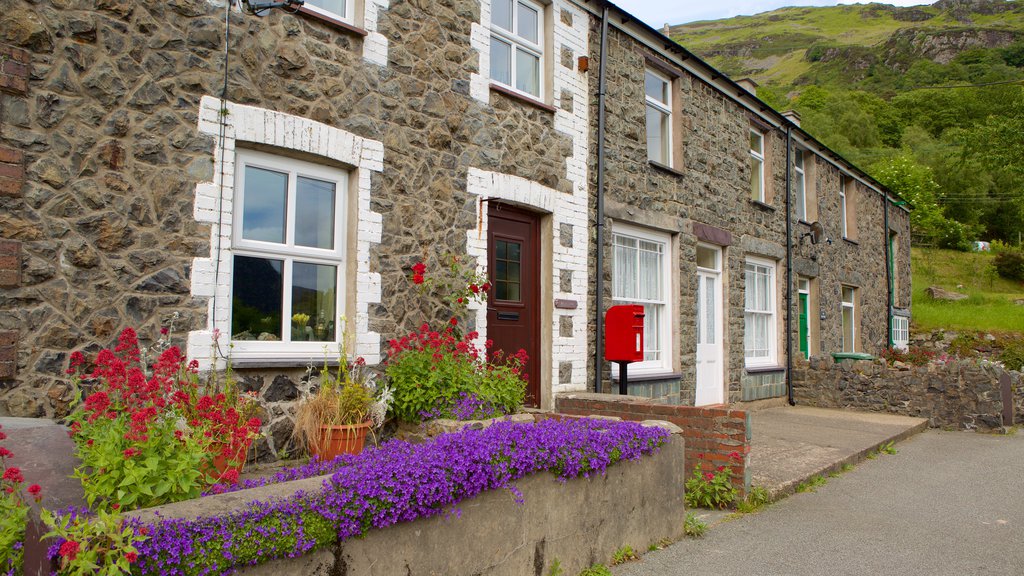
129, 434, 686, 576
556, 393, 750, 495
793, 358, 1022, 431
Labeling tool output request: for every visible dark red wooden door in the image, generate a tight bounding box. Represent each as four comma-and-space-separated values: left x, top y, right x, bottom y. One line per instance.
487, 204, 541, 407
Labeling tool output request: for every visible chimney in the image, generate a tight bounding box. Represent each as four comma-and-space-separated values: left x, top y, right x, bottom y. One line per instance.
662, 23, 671, 35
736, 77, 758, 96
782, 109, 802, 127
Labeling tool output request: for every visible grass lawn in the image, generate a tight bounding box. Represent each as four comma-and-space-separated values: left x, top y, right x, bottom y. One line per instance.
912, 247, 1024, 334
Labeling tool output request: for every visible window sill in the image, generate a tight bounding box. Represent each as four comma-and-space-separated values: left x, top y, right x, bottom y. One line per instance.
228, 356, 343, 369
610, 371, 682, 383
843, 237, 859, 246
749, 199, 775, 212
489, 83, 557, 114
745, 365, 785, 374
296, 7, 368, 37
648, 160, 684, 178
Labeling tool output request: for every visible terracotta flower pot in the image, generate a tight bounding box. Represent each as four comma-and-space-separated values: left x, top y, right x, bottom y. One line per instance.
205, 441, 248, 482
313, 420, 372, 460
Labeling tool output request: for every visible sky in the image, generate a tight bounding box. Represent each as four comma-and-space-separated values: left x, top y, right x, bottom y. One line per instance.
611, 0, 940, 27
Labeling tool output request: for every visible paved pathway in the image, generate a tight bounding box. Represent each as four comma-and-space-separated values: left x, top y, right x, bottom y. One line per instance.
615, 430, 1024, 576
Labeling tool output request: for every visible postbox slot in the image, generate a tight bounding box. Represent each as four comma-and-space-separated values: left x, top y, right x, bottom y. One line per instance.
496, 312, 520, 321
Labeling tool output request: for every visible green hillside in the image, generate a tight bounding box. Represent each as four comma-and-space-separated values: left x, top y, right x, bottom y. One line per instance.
670, 0, 1024, 249
912, 247, 1024, 333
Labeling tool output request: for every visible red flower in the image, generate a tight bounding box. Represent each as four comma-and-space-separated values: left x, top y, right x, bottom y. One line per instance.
0, 431, 6, 441
704, 472, 715, 482
0, 447, 12, 458
729, 451, 741, 461
125, 551, 138, 563
160, 327, 169, 336
2, 466, 24, 484
481, 282, 492, 292
59, 540, 80, 560
469, 283, 479, 294
111, 503, 120, 510
716, 465, 725, 472
412, 273, 424, 285
222, 469, 239, 484
27, 483, 41, 497
450, 317, 458, 326
412, 262, 426, 275
123, 448, 141, 459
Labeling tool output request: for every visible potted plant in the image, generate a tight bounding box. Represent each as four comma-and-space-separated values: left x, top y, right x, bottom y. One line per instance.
294, 344, 389, 460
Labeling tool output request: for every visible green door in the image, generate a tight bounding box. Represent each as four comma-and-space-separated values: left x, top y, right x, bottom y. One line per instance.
798, 292, 809, 359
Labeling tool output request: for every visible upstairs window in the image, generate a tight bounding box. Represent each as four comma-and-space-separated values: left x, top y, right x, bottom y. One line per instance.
303, 0, 353, 22
750, 130, 765, 202
794, 149, 806, 221
840, 176, 849, 238
490, 0, 544, 99
645, 69, 672, 166
231, 149, 347, 355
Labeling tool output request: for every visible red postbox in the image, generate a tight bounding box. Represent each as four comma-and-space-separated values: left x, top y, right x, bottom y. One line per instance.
604, 305, 644, 394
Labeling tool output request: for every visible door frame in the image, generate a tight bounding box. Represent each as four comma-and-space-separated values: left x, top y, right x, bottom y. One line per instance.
695, 243, 725, 406
485, 202, 551, 409
798, 277, 810, 360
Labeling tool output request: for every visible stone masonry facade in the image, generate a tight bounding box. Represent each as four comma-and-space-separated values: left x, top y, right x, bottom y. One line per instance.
0, 0, 910, 460
584, 15, 911, 404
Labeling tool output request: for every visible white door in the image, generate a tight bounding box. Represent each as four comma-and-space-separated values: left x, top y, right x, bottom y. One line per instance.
695, 245, 724, 406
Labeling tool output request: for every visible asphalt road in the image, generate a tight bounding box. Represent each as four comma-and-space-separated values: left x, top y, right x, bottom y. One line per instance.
614, 430, 1024, 576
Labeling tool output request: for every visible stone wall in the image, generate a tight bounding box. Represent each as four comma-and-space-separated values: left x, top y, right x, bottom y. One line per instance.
126, 431, 686, 576
0, 0, 589, 454
793, 357, 1021, 431
583, 19, 912, 404
556, 392, 751, 495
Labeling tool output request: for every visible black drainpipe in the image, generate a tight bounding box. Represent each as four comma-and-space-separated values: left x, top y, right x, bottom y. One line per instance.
594, 6, 610, 394
884, 194, 893, 348
785, 126, 795, 406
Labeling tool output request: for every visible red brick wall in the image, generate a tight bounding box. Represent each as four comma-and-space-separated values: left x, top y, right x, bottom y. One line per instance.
0, 43, 27, 383
556, 393, 751, 496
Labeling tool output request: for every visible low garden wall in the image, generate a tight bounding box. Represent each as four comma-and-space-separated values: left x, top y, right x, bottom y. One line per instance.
126, 419, 685, 575
555, 393, 751, 496
793, 358, 1022, 431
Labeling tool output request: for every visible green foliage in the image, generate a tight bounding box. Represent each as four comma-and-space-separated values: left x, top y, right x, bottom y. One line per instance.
578, 564, 612, 576
994, 248, 1024, 281
548, 559, 564, 576
879, 441, 898, 455
795, 475, 828, 493
684, 459, 738, 509
912, 247, 1024, 333
736, 486, 770, 513
999, 340, 1024, 371
42, 507, 147, 576
610, 545, 638, 566
683, 512, 708, 538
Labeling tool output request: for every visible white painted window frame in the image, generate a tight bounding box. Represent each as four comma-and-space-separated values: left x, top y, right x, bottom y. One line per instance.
744, 256, 777, 368
794, 148, 806, 221
611, 222, 673, 375
489, 0, 545, 100
750, 129, 765, 202
841, 285, 857, 353
798, 276, 811, 358
891, 316, 909, 352
303, 0, 355, 23
840, 176, 849, 239
230, 149, 349, 358
645, 68, 672, 166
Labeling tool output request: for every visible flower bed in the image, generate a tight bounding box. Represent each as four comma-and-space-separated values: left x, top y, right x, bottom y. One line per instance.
131, 418, 669, 575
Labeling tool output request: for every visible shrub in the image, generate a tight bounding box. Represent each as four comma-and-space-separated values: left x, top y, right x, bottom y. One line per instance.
385, 321, 526, 423
683, 511, 707, 538
1000, 341, 1024, 371
684, 452, 740, 509
43, 506, 147, 576
993, 248, 1024, 282
879, 346, 938, 366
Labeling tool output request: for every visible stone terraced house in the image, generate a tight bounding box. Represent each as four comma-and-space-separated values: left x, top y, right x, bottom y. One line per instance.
0, 0, 910, 459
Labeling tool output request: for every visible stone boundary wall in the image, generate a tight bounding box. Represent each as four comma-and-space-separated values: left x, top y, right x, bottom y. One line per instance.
793, 359, 1023, 431
555, 393, 751, 495
128, 434, 686, 576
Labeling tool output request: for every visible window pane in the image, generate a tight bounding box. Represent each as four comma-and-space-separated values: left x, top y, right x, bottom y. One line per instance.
645, 70, 667, 104
646, 106, 669, 164
639, 244, 662, 301
795, 171, 806, 221
643, 304, 661, 362
232, 255, 283, 341
794, 149, 803, 169
704, 276, 715, 343
842, 307, 855, 352
306, 0, 346, 16
750, 131, 762, 153
613, 236, 638, 300
515, 49, 540, 96
495, 240, 521, 302
842, 286, 855, 304
517, 2, 538, 44
292, 262, 337, 342
242, 165, 287, 244
490, 37, 512, 86
696, 246, 717, 270
492, 0, 512, 31
295, 176, 336, 249
750, 156, 763, 201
